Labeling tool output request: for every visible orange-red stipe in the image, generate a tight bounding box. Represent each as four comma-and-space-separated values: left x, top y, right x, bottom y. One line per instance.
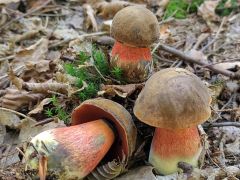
25, 119, 115, 179
149, 127, 202, 175
151, 127, 201, 158
111, 41, 152, 62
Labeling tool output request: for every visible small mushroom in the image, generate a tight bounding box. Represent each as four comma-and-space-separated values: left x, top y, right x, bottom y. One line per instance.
134, 68, 211, 175
25, 98, 137, 179
110, 6, 159, 82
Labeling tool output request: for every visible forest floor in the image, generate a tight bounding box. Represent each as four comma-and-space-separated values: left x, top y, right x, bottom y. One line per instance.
0, 0, 239, 179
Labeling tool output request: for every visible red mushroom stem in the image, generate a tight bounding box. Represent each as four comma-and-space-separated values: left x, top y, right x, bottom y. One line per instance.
149, 127, 202, 175
111, 41, 152, 63
25, 119, 115, 179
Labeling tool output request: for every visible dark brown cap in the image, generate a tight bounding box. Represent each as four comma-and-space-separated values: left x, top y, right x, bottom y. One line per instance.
111, 6, 159, 47
134, 68, 211, 129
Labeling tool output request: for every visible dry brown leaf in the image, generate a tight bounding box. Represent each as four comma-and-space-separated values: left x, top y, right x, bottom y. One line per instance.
28, 98, 52, 115
11, 38, 48, 69
213, 62, 240, 70
198, 1, 221, 31
23, 81, 69, 94
27, 0, 50, 11
0, 88, 45, 111
18, 118, 66, 143
83, 4, 98, 32
0, 0, 19, 4
96, 1, 132, 19
0, 110, 21, 128
186, 49, 207, 62
99, 83, 144, 98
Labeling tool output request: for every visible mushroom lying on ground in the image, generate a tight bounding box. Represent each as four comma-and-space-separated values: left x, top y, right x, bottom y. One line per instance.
25, 98, 137, 179
110, 6, 159, 82
133, 68, 211, 175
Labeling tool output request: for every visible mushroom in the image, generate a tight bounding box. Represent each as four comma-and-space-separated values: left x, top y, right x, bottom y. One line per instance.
110, 6, 159, 82
133, 68, 211, 175
25, 98, 137, 179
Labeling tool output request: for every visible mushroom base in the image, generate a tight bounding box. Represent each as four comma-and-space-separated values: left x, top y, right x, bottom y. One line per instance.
25, 119, 115, 179
149, 127, 202, 175
111, 41, 152, 82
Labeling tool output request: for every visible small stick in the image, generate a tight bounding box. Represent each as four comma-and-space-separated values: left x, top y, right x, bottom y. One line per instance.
0, 107, 36, 123
32, 118, 55, 127
201, 17, 227, 52
0, 55, 15, 62
216, 108, 240, 112
204, 122, 240, 128
157, 43, 240, 79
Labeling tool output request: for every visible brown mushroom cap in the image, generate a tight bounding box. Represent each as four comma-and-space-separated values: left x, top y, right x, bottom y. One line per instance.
71, 98, 137, 161
111, 6, 159, 47
134, 68, 211, 129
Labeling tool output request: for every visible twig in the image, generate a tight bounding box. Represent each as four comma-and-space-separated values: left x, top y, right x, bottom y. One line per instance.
0, 107, 36, 123
157, 43, 240, 79
49, 31, 108, 49
0, 0, 52, 31
201, 17, 227, 52
0, 55, 15, 62
204, 122, 240, 128
216, 108, 240, 112
32, 118, 55, 127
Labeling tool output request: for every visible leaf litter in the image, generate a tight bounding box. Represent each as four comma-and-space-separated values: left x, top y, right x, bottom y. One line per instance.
0, 0, 240, 179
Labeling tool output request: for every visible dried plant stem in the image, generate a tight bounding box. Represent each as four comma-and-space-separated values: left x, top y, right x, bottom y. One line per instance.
0, 107, 36, 123
157, 43, 240, 80
205, 122, 240, 128
32, 118, 55, 127
201, 17, 227, 52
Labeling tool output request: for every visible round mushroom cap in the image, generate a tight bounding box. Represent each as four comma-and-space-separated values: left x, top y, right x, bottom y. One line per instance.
111, 6, 159, 47
134, 68, 212, 129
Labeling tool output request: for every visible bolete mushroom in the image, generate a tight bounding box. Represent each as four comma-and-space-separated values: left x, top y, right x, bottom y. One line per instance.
110, 6, 159, 82
133, 68, 211, 175
25, 98, 137, 179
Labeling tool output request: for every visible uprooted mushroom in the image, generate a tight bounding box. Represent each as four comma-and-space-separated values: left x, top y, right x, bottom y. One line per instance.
25, 98, 137, 179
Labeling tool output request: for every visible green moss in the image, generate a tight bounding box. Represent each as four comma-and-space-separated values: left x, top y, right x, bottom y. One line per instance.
111, 67, 123, 81
44, 95, 70, 124
164, 0, 204, 19
92, 49, 109, 76
215, 0, 238, 16
78, 83, 99, 101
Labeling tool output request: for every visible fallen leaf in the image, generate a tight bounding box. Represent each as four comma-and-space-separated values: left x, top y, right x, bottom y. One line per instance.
0, 88, 45, 111
225, 137, 240, 155
100, 83, 144, 98
186, 49, 207, 61
213, 62, 240, 70
11, 38, 48, 69
0, 129, 20, 169
28, 98, 52, 115
96, 1, 132, 19
18, 118, 66, 143
198, 1, 220, 22
53, 28, 79, 40
83, 4, 98, 32
0, 110, 21, 129
198, 1, 221, 31
23, 81, 69, 94
212, 126, 240, 142
0, 0, 19, 5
